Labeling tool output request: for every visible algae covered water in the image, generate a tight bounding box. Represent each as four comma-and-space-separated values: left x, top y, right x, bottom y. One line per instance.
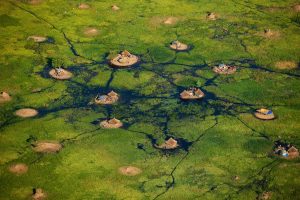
0, 0, 300, 199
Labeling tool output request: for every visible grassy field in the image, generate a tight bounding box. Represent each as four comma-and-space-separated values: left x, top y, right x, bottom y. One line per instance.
0, 0, 300, 199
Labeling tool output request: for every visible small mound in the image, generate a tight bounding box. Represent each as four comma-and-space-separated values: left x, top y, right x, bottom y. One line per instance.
95, 91, 119, 105
180, 88, 205, 100
78, 3, 90, 9
32, 188, 46, 200
0, 91, 11, 103
112, 5, 120, 11
49, 68, 72, 80
118, 166, 142, 176
32, 141, 62, 153
163, 17, 178, 25
110, 50, 139, 67
8, 163, 28, 175
27, 36, 47, 43
275, 61, 298, 70
169, 41, 189, 51
100, 118, 123, 129
293, 4, 300, 12
206, 12, 217, 20
254, 108, 275, 120
83, 27, 99, 37
15, 108, 38, 118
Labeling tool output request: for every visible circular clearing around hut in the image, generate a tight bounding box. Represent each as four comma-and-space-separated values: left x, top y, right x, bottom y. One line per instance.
83, 28, 99, 37
110, 51, 139, 67
118, 166, 142, 176
15, 108, 38, 118
32, 141, 62, 153
8, 163, 28, 175
275, 61, 298, 70
49, 68, 73, 80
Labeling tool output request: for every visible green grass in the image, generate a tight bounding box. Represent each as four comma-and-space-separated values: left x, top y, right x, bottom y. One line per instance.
0, 0, 300, 199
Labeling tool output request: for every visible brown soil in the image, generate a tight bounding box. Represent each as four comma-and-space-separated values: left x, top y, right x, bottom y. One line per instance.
78, 3, 90, 9
275, 61, 298, 70
110, 50, 139, 67
100, 118, 123, 129
254, 109, 275, 120
112, 5, 120, 11
27, 0, 43, 5
32, 188, 46, 200
294, 4, 300, 12
15, 108, 38, 118
27, 36, 47, 43
32, 141, 62, 153
261, 29, 280, 39
49, 68, 73, 80
163, 17, 178, 25
83, 28, 99, 37
0, 91, 11, 103
8, 163, 28, 175
258, 191, 272, 200
118, 166, 142, 176
206, 12, 217, 20
170, 41, 189, 51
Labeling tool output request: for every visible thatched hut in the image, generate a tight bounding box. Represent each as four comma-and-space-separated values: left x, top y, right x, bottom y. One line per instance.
156, 138, 179, 150
213, 64, 237, 75
100, 118, 123, 128
206, 12, 217, 20
180, 88, 204, 100
169, 41, 189, 51
95, 90, 119, 105
287, 146, 299, 159
112, 5, 120, 11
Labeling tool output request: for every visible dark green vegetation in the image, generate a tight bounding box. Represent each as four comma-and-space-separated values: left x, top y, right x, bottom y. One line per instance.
0, 0, 300, 199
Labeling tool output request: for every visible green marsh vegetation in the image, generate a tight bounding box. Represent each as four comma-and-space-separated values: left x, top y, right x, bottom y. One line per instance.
0, 0, 300, 199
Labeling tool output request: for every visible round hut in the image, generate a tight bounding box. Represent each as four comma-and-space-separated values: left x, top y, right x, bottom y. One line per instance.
180, 88, 205, 100
95, 91, 119, 105
100, 118, 123, 129
27, 36, 47, 43
15, 108, 38, 118
118, 166, 142, 176
287, 146, 299, 159
213, 64, 237, 75
254, 108, 275, 120
110, 50, 139, 67
49, 67, 73, 80
169, 41, 189, 51
112, 5, 120, 11
32, 188, 46, 200
206, 12, 217, 20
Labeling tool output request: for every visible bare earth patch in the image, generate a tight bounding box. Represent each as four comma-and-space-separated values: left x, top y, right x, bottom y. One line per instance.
112, 5, 120, 11
15, 108, 38, 118
27, 36, 47, 43
78, 3, 90, 9
83, 28, 99, 37
294, 4, 300, 12
0, 91, 11, 103
275, 61, 298, 70
32, 188, 46, 200
27, 0, 43, 5
32, 141, 62, 153
118, 166, 142, 176
8, 163, 28, 175
163, 17, 178, 25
